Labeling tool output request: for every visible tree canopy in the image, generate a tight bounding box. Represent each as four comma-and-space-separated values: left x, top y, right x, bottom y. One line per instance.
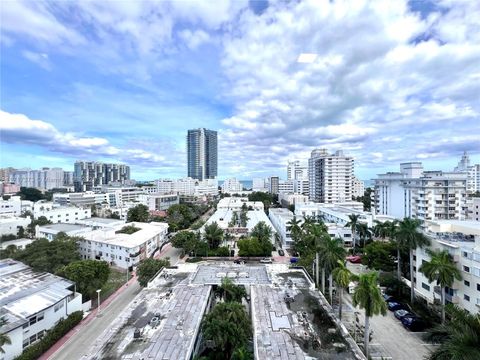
136, 258, 170, 287
204, 222, 224, 249
362, 241, 396, 272
17, 187, 46, 202
126, 204, 150, 223
57, 260, 110, 299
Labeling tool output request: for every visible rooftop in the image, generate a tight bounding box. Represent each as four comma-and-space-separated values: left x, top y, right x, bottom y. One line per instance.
39, 223, 92, 234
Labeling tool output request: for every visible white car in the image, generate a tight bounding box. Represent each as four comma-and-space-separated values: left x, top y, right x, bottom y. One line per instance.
260, 258, 273, 264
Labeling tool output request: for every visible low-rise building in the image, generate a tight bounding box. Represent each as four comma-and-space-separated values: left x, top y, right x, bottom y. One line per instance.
0, 259, 82, 360
414, 220, 480, 314
0, 183, 20, 195
216, 197, 264, 211
36, 223, 94, 240
295, 202, 371, 226
0, 238, 34, 251
33, 201, 91, 223
139, 193, 179, 211
0, 196, 33, 217
78, 222, 169, 269
268, 208, 303, 248
0, 216, 30, 236
154, 177, 218, 197
278, 193, 309, 208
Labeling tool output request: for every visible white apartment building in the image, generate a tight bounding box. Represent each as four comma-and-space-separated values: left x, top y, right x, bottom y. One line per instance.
154, 177, 218, 197
36, 223, 94, 240
467, 164, 480, 193
0, 259, 82, 360
252, 178, 268, 192
287, 160, 308, 181
0, 238, 33, 251
278, 193, 309, 207
467, 197, 480, 221
139, 193, 179, 211
9, 168, 65, 190
308, 149, 354, 203
269, 176, 280, 194
216, 197, 264, 211
278, 179, 295, 194
352, 176, 365, 198
0, 217, 30, 236
78, 222, 169, 269
33, 201, 91, 223
0, 196, 33, 217
414, 220, 480, 314
375, 163, 468, 221
53, 191, 98, 207
268, 208, 303, 248
221, 178, 243, 193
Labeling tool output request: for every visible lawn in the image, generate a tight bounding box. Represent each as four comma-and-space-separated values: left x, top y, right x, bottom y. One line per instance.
91, 268, 128, 307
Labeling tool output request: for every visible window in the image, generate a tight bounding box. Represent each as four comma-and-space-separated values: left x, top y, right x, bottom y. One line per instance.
464, 294, 470, 301
464, 280, 470, 287
477, 283, 480, 291
29, 317, 37, 326
37, 312, 44, 322
29, 334, 37, 343
23, 322, 29, 329
422, 283, 430, 291
54, 301, 64, 312
23, 339, 29, 348
463, 265, 470, 273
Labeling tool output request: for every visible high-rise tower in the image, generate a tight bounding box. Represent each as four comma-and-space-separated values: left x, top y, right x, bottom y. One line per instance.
187, 128, 217, 181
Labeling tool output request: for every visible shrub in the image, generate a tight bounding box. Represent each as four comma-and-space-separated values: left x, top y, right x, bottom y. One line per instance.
14, 311, 83, 360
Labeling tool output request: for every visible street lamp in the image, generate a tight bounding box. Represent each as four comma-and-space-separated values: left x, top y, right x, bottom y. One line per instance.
96, 289, 102, 317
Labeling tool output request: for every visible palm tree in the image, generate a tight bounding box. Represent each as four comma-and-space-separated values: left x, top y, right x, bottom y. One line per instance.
352, 271, 387, 359
250, 221, 273, 243
373, 220, 388, 239
204, 222, 224, 250
332, 260, 353, 320
419, 249, 462, 324
356, 223, 371, 248
345, 214, 360, 252
0, 317, 11, 354
396, 218, 430, 303
424, 305, 480, 360
217, 277, 247, 303
287, 216, 302, 246
318, 237, 347, 303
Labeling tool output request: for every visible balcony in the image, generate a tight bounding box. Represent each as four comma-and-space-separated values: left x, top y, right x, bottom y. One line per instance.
445, 293, 460, 304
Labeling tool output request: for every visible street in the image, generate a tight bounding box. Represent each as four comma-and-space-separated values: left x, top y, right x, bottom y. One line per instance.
45, 244, 182, 360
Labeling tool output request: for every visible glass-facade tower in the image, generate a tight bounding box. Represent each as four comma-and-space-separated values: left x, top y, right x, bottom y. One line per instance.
187, 128, 217, 180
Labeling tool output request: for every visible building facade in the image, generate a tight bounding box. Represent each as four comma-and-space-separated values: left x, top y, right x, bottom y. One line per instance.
73, 161, 130, 192
33, 201, 91, 223
308, 149, 354, 203
221, 178, 243, 193
187, 128, 217, 181
9, 168, 65, 190
287, 160, 308, 181
0, 259, 82, 360
352, 176, 365, 198
0, 196, 33, 217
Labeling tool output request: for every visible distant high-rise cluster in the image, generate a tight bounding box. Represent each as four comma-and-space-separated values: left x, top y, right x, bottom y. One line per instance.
3, 167, 73, 190
74, 161, 130, 192
187, 128, 217, 181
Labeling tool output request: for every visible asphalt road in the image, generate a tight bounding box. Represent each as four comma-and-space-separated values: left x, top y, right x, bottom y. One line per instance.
48, 245, 182, 360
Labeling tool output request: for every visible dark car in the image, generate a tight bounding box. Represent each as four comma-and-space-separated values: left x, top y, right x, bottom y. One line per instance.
290, 257, 299, 264
394, 309, 414, 320
401, 316, 426, 331
387, 301, 408, 311
233, 259, 245, 264
382, 294, 395, 302
278, 249, 285, 256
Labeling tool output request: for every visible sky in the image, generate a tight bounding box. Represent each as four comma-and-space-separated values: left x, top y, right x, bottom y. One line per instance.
1, 0, 479, 181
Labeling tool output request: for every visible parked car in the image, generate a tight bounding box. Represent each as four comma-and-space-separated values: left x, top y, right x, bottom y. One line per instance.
394, 309, 414, 320
346, 255, 362, 264
387, 301, 408, 311
278, 249, 285, 256
290, 257, 299, 264
234, 259, 245, 264
401, 316, 426, 331
382, 294, 395, 302
260, 258, 273, 264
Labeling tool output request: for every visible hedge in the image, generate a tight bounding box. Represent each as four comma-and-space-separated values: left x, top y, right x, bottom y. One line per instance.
14, 311, 83, 360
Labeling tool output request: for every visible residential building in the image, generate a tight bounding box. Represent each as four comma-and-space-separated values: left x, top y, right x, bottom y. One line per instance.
252, 178, 268, 192
0, 167, 16, 182
293, 178, 310, 196
467, 197, 480, 221
9, 168, 65, 190
33, 201, 91, 223
467, 164, 480, 193
139, 193, 179, 211
278, 179, 295, 194
352, 176, 365, 198
0, 238, 33, 251
35, 223, 94, 240
0, 216, 30, 236
63, 171, 74, 186
78, 222, 169, 269
0, 183, 20, 195
216, 197, 264, 211
0, 196, 33, 217
53, 192, 97, 207
0, 259, 82, 360
154, 177, 218, 197
414, 220, 480, 314
278, 193, 309, 208
221, 178, 243, 193
73, 161, 130, 192
308, 149, 354, 203
268, 208, 303, 248
453, 151, 470, 172
287, 160, 308, 181
269, 176, 279, 194
187, 128, 217, 181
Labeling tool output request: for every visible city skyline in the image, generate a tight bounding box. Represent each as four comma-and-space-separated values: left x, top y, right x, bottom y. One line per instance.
1, 1, 480, 180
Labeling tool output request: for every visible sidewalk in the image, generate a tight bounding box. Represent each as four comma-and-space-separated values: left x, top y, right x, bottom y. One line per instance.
39, 274, 137, 360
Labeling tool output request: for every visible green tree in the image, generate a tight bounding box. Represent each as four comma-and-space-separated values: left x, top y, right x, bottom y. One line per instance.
332, 260, 353, 320
217, 277, 247, 303
419, 250, 462, 324
136, 258, 170, 287
0, 316, 11, 354
126, 204, 150, 222
0, 244, 18, 259
201, 302, 251, 359
396, 218, 430, 303
356, 223, 372, 248
317, 237, 347, 303
238, 237, 269, 257
287, 216, 302, 248
17, 226, 25, 238
27, 215, 52, 236
362, 241, 396, 272
247, 192, 275, 209
345, 214, 360, 251
424, 305, 480, 360
17, 187, 45, 202
204, 222, 224, 249
352, 271, 387, 359
58, 260, 110, 299
12, 234, 81, 273
250, 221, 272, 243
